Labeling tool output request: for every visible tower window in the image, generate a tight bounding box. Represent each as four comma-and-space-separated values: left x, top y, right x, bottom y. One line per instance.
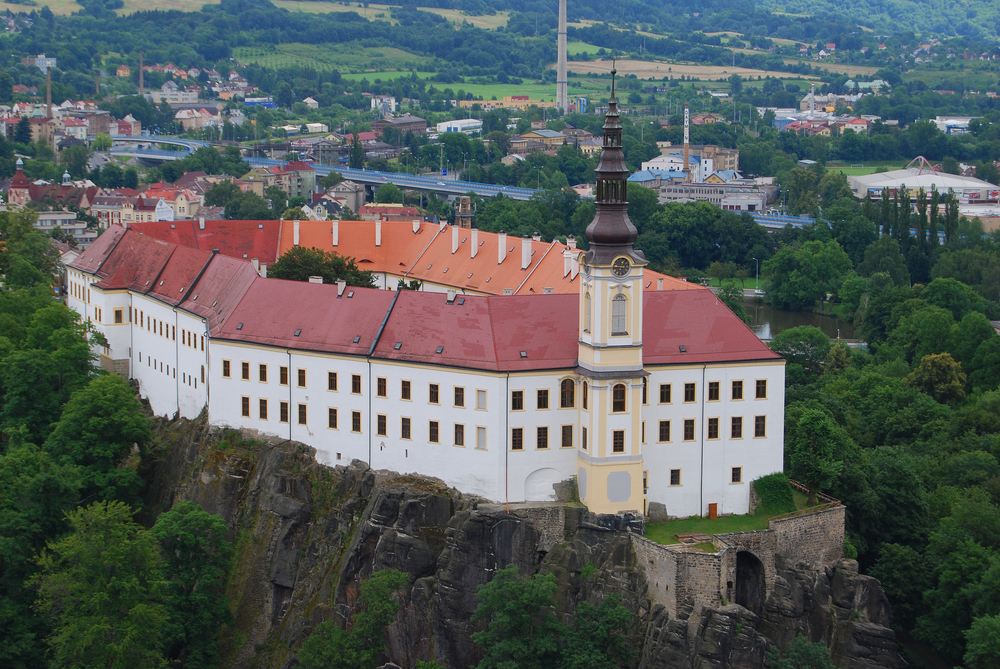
560, 379, 574, 408
611, 294, 627, 335
584, 293, 591, 333
612, 384, 626, 413
582, 382, 588, 410
612, 430, 625, 453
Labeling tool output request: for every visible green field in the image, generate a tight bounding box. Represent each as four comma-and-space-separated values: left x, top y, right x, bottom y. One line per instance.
567, 41, 605, 56
646, 514, 771, 545
233, 44, 432, 73
826, 161, 907, 176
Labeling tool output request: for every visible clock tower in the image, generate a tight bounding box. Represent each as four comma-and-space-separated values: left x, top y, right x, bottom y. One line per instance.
575, 65, 648, 515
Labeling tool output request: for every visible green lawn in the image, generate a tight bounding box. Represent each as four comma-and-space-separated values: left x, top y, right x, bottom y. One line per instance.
826, 161, 907, 176
646, 514, 772, 545
232, 44, 432, 73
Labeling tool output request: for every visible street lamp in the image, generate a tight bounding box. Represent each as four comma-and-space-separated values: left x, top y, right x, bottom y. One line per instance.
536, 167, 542, 189
752, 257, 759, 291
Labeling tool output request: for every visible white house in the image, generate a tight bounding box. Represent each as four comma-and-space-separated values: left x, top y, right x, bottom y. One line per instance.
435, 119, 483, 134
66, 82, 785, 518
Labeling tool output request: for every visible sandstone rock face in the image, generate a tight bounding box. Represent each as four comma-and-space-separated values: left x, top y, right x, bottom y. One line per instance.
143, 419, 906, 669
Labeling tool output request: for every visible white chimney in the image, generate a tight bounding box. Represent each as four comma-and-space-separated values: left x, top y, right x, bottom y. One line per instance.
570, 254, 579, 280
566, 235, 577, 249
376, 218, 382, 247
532, 231, 541, 242
452, 224, 459, 254
260, 263, 267, 278
563, 249, 572, 277
657, 277, 664, 291
412, 219, 420, 233
521, 236, 531, 270
293, 220, 300, 246
332, 219, 339, 246
446, 289, 457, 304
337, 280, 347, 297
471, 228, 479, 258
308, 275, 323, 284
198, 216, 205, 230
439, 220, 447, 233
498, 231, 507, 264
251, 258, 259, 272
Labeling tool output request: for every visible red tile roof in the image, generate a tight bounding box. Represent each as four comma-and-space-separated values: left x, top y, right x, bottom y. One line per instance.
131, 220, 281, 264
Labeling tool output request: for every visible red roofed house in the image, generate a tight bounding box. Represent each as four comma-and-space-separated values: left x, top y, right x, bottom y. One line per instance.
65, 85, 785, 519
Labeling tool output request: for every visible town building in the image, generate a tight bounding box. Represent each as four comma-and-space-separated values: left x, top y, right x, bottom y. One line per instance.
372, 114, 427, 137
67, 83, 784, 517
435, 119, 483, 135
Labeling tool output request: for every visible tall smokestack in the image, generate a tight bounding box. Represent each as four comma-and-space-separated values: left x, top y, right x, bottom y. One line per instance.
46, 68, 51, 117
139, 51, 144, 96
810, 82, 815, 118
683, 103, 690, 176
556, 0, 567, 112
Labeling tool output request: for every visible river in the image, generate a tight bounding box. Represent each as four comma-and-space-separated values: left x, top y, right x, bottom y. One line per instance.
744, 303, 857, 341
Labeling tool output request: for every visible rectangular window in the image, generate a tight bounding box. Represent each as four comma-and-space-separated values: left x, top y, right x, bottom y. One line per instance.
659, 420, 670, 442
454, 387, 465, 408
242, 362, 250, 380
670, 469, 681, 486
731, 417, 743, 439
732, 467, 743, 484
352, 411, 362, 433
401, 380, 411, 400
454, 424, 465, 446
298, 369, 306, 388
280, 366, 288, 385
171, 325, 175, 341
429, 384, 439, 404
708, 381, 720, 401
223, 360, 231, 378
583, 382, 588, 410
684, 383, 696, 403
642, 421, 645, 443
297, 403, 307, 425
429, 421, 439, 443
201, 365, 205, 384
683, 419, 695, 441
732, 380, 744, 400
259, 398, 268, 420
756, 379, 767, 399
352, 374, 362, 394
200, 336, 204, 352
114, 308, 123, 324
401, 417, 411, 439
476, 389, 487, 410
377, 377, 387, 397
328, 408, 338, 429
511, 427, 523, 450
612, 384, 626, 412
280, 401, 289, 423
708, 417, 719, 439
377, 414, 387, 436
328, 372, 338, 391
511, 390, 524, 411
755, 415, 766, 438
659, 383, 671, 403
477, 426, 486, 450
259, 364, 267, 383
560, 381, 574, 408
241, 396, 250, 417
581, 426, 588, 451
537, 389, 549, 410
536, 426, 548, 449
561, 425, 573, 448
612, 430, 625, 453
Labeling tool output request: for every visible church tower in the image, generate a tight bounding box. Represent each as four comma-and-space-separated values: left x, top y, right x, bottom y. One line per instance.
575, 65, 648, 515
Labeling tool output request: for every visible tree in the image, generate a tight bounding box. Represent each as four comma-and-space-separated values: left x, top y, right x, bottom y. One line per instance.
298, 569, 409, 669
965, 614, 1000, 669
767, 635, 835, 669
33, 501, 169, 669
269, 247, 375, 287
0, 68, 12, 104
763, 240, 852, 311
224, 191, 273, 220
349, 133, 365, 169
14, 117, 31, 145
825, 342, 851, 374
320, 171, 344, 190
729, 73, 743, 96
788, 409, 847, 504
60, 144, 92, 179
203, 181, 242, 208
0, 209, 58, 288
560, 595, 635, 669
151, 502, 234, 669
92, 133, 112, 151
857, 236, 910, 286
281, 206, 308, 220
44, 374, 153, 505
472, 565, 562, 669
123, 167, 139, 189
264, 185, 288, 214
769, 326, 832, 375
718, 280, 750, 324
374, 182, 404, 204
906, 353, 967, 406
969, 337, 1000, 392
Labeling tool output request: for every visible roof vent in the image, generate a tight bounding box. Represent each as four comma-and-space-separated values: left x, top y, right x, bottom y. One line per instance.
427, 264, 432, 270
679, 345, 687, 352
519, 351, 527, 358
170, 223, 175, 229
258, 224, 263, 229
294, 329, 301, 336
543, 287, 553, 294
159, 280, 164, 286
179, 287, 185, 293
193, 294, 199, 300
353, 336, 361, 343
347, 291, 354, 298
236, 323, 243, 330
243, 253, 248, 259
436, 346, 444, 354
457, 297, 465, 305
394, 342, 402, 350
442, 268, 448, 273
212, 301, 217, 307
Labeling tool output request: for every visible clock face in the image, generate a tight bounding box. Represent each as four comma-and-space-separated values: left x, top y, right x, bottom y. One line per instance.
612, 257, 631, 277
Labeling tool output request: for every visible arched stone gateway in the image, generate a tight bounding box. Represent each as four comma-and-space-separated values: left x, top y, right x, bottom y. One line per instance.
735, 551, 766, 614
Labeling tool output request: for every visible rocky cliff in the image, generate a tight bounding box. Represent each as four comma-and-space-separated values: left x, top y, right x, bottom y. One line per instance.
141, 416, 906, 669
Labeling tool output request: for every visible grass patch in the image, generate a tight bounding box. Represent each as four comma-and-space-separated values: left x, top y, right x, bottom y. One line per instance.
645, 514, 771, 545
826, 161, 907, 176
232, 43, 432, 73
567, 41, 605, 56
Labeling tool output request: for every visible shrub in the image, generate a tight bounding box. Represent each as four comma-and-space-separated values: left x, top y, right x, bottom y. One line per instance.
752, 472, 796, 516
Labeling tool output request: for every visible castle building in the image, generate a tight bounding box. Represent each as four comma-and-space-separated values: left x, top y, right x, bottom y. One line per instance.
66, 73, 784, 517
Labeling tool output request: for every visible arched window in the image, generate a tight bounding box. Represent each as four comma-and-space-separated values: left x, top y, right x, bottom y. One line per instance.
612, 383, 626, 412
584, 292, 591, 333
560, 379, 575, 408
583, 381, 588, 410
611, 294, 627, 335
